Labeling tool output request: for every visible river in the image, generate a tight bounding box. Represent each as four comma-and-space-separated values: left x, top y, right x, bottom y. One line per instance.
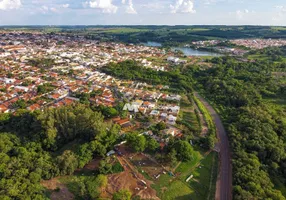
142, 41, 221, 57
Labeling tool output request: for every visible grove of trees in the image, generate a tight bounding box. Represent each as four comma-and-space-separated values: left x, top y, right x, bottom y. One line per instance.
0, 104, 121, 199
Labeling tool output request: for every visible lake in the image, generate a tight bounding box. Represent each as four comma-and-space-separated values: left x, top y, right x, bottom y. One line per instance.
142, 41, 162, 47
142, 41, 221, 56
172, 47, 222, 57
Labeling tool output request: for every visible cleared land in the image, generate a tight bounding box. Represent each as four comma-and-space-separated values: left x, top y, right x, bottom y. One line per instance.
151, 151, 218, 200
41, 177, 74, 200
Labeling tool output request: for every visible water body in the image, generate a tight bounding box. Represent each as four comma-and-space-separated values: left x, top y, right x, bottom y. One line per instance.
142, 41, 221, 56
172, 47, 222, 57
142, 41, 162, 47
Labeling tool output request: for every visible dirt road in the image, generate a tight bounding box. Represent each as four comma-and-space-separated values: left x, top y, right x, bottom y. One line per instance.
194, 92, 232, 200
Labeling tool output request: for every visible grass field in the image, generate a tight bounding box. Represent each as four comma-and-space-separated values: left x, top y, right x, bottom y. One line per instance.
152, 174, 194, 200
188, 152, 218, 200
175, 151, 202, 179
151, 151, 218, 200
179, 95, 201, 133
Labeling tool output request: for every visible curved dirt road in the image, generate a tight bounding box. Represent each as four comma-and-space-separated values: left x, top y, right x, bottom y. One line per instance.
194, 93, 232, 200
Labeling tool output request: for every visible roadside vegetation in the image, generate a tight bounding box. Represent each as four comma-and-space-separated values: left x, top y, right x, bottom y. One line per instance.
189, 56, 286, 199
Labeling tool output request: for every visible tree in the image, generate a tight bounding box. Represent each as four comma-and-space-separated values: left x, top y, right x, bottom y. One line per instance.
206, 133, 216, 149
113, 189, 132, 200
13, 100, 27, 109
103, 107, 119, 118
145, 136, 159, 152
99, 158, 112, 175
90, 140, 106, 157
56, 150, 78, 175
86, 175, 108, 199
156, 121, 167, 130
174, 141, 194, 161
103, 124, 120, 148
126, 133, 146, 152
76, 143, 93, 168
37, 85, 47, 94
167, 148, 178, 166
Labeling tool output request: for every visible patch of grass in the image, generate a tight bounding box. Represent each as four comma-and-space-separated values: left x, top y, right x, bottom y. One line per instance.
188, 152, 218, 200
193, 96, 214, 130
151, 151, 219, 200
112, 162, 124, 173
178, 95, 201, 133
176, 151, 202, 180
152, 174, 194, 200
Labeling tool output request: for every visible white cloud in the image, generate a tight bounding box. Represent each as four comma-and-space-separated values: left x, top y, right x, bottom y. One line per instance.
39, 5, 59, 14
275, 5, 286, 13
236, 9, 248, 19
122, 0, 137, 14
0, 0, 21, 10
50, 7, 59, 13
39, 5, 49, 14
89, 0, 118, 14
273, 6, 286, 21
62, 4, 69, 8
235, 9, 255, 20
170, 0, 196, 14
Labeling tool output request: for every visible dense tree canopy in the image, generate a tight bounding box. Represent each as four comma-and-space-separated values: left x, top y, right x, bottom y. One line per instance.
0, 104, 121, 199
190, 56, 286, 199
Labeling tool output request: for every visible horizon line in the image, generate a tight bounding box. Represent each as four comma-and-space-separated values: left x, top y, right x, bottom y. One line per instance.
0, 24, 286, 27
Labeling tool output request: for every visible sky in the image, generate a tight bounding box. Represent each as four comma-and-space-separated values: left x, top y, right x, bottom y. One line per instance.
0, 0, 286, 25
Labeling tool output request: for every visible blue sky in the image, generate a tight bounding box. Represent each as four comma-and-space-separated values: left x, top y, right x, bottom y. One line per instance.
0, 0, 285, 25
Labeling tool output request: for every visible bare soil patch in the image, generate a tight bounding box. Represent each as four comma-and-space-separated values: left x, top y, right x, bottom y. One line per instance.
102, 155, 160, 200
131, 153, 165, 179
41, 177, 74, 200
83, 158, 101, 171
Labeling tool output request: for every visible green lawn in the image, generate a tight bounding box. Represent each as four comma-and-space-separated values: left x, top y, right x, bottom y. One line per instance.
188, 152, 218, 200
152, 151, 218, 200
176, 151, 202, 180
152, 174, 194, 200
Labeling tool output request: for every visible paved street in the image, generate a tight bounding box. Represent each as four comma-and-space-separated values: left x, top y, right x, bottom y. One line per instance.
194, 93, 232, 200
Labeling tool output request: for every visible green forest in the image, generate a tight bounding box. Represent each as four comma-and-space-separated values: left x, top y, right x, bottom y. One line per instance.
0, 105, 121, 199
